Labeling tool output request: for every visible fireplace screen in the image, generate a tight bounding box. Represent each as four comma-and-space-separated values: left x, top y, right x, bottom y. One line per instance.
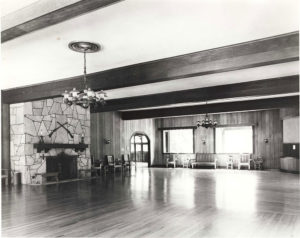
46, 152, 78, 181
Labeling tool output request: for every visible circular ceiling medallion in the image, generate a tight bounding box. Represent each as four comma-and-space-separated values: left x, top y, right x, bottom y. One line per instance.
68, 41, 101, 53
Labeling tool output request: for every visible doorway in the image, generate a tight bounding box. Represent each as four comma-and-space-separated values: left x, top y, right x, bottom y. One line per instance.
130, 133, 150, 167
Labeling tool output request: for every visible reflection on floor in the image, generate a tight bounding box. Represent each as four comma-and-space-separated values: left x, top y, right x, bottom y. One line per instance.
2, 168, 300, 237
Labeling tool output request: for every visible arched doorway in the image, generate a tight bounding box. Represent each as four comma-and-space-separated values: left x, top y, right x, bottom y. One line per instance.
130, 132, 150, 167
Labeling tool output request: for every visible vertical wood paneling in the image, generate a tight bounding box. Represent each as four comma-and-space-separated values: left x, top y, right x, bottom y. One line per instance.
90, 112, 122, 161
91, 109, 285, 169
154, 109, 283, 169
121, 119, 155, 165
1, 103, 11, 183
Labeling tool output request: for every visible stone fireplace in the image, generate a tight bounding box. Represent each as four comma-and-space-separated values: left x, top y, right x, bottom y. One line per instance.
10, 97, 91, 184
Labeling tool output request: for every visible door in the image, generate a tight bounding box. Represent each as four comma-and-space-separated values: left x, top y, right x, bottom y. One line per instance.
130, 133, 150, 167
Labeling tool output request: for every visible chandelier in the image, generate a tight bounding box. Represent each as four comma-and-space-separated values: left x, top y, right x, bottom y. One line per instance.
197, 113, 218, 128
196, 102, 218, 129
62, 41, 107, 109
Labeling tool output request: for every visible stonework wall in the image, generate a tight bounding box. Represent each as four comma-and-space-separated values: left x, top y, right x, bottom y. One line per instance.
10, 97, 91, 184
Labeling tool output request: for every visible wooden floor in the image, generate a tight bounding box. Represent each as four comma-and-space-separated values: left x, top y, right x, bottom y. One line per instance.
2, 168, 300, 237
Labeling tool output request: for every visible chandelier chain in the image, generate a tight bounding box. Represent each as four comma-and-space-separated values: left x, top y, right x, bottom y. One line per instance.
83, 51, 87, 90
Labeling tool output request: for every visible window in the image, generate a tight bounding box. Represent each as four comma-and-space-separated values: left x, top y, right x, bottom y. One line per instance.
215, 126, 253, 153
163, 129, 194, 153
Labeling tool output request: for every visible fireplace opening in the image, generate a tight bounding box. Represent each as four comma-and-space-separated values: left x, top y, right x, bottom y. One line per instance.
46, 152, 78, 181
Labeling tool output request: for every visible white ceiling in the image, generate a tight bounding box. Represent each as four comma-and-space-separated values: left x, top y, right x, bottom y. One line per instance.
0, 0, 38, 16
1, 0, 299, 94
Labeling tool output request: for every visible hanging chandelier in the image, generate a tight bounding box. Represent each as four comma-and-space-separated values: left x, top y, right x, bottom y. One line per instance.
197, 113, 218, 129
196, 102, 218, 129
62, 41, 107, 109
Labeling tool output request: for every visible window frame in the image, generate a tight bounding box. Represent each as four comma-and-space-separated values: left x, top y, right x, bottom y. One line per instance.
214, 125, 255, 154
161, 127, 196, 154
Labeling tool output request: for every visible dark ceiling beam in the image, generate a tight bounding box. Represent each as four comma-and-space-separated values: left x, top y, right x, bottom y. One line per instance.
1, 0, 123, 43
121, 96, 299, 120
91, 75, 299, 113
1, 32, 298, 104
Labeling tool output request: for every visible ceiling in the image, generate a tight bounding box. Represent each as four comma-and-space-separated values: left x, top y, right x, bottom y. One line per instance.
1, 0, 38, 16
1, 0, 299, 88
1, 0, 299, 115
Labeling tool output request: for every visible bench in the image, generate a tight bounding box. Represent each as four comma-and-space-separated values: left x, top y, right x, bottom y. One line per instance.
191, 153, 217, 169
36, 172, 59, 184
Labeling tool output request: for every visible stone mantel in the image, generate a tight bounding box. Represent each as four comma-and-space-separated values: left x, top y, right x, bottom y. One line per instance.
34, 143, 88, 153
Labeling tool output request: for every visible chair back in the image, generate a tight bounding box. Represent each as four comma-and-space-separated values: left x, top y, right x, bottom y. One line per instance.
169, 154, 175, 162
105, 155, 114, 165
94, 159, 101, 167
122, 154, 130, 163
240, 154, 251, 163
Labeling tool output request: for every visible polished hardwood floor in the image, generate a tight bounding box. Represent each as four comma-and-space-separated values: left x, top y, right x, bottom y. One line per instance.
2, 168, 300, 237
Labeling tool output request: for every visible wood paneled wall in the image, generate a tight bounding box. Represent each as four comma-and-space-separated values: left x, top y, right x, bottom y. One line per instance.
91, 112, 156, 165
1, 103, 11, 183
155, 109, 283, 169
91, 109, 287, 169
121, 119, 155, 165
90, 112, 121, 161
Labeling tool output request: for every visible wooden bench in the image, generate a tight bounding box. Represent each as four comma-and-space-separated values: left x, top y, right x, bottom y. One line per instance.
36, 172, 59, 184
191, 153, 217, 169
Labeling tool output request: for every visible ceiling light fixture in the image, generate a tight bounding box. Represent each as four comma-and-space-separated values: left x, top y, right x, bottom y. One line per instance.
196, 102, 218, 129
62, 41, 107, 109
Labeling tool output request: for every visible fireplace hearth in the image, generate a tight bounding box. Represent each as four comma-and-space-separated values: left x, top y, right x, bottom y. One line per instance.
46, 152, 78, 181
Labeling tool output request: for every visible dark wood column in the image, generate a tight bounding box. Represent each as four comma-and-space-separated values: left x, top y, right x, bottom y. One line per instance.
1, 103, 11, 184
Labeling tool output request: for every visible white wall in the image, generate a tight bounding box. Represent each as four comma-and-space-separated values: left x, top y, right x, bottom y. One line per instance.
283, 116, 299, 143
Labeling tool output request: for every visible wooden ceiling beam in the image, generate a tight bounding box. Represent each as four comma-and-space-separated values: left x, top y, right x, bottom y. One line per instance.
121, 96, 299, 120
1, 32, 298, 104
1, 0, 123, 43
91, 75, 299, 113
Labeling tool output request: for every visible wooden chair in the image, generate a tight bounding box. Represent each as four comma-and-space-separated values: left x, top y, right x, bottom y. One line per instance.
166, 154, 177, 168
91, 159, 102, 176
104, 155, 122, 173
238, 154, 252, 170
122, 154, 131, 171
182, 156, 190, 168
253, 155, 263, 170
226, 155, 234, 169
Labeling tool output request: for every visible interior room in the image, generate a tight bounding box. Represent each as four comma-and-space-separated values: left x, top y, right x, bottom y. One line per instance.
1, 0, 299, 237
